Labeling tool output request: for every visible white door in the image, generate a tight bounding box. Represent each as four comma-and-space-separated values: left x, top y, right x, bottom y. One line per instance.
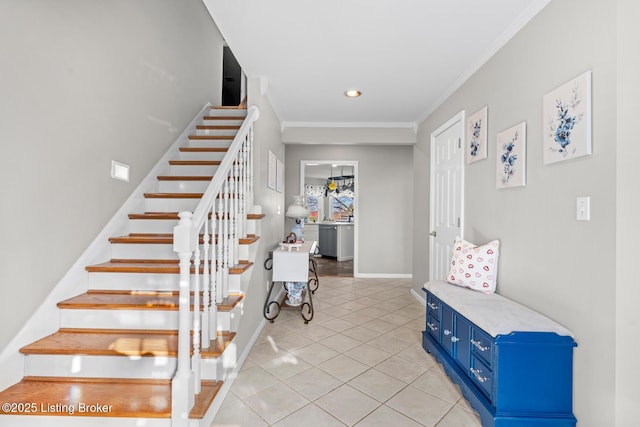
429, 111, 465, 281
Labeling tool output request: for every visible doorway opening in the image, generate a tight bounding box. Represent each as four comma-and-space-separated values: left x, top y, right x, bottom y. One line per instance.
300, 161, 358, 277
222, 46, 242, 106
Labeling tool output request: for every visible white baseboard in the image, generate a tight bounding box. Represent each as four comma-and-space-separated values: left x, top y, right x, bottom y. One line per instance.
355, 273, 412, 279
411, 288, 426, 306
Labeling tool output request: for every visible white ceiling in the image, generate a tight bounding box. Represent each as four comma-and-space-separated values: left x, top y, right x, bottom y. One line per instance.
204, 0, 550, 130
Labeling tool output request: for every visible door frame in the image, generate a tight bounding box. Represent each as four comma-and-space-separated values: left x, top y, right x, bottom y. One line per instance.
429, 111, 465, 280
300, 160, 359, 277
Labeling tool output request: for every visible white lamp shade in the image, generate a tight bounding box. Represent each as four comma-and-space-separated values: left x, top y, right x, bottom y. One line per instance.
285, 195, 309, 218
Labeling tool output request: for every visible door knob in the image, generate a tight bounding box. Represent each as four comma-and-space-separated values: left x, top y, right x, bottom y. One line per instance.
430, 231, 437, 237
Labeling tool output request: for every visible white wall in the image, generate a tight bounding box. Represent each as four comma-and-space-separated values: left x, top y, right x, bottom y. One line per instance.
0, 0, 224, 350
413, 1, 621, 425
285, 144, 413, 276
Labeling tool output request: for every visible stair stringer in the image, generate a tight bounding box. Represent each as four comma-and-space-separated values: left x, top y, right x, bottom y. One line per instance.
0, 103, 213, 393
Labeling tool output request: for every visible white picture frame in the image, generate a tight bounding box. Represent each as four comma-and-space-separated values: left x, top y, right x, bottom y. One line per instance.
267, 150, 276, 190
496, 121, 527, 189
276, 159, 283, 192
466, 106, 488, 164
542, 71, 592, 165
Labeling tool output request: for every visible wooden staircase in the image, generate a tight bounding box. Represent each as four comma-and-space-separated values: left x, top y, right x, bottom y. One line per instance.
0, 106, 263, 426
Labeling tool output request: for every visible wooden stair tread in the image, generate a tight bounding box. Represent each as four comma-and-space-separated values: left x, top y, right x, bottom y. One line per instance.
58, 291, 244, 312
0, 376, 222, 419
129, 212, 266, 221
211, 106, 247, 110
156, 175, 213, 181
168, 160, 221, 165
107, 234, 259, 245
196, 125, 240, 130
179, 147, 228, 152
144, 192, 203, 199
0, 377, 174, 418
203, 116, 244, 121
187, 135, 233, 140
20, 329, 235, 358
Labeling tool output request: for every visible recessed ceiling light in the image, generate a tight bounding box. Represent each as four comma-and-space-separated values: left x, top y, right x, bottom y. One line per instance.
344, 90, 361, 98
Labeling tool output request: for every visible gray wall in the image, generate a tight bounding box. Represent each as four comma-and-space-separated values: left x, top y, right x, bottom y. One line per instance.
232, 78, 285, 354
413, 1, 626, 425
285, 145, 413, 276
0, 0, 224, 349
616, 0, 640, 424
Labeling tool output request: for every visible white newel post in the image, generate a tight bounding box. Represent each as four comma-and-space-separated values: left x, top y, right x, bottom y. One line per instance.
172, 211, 196, 426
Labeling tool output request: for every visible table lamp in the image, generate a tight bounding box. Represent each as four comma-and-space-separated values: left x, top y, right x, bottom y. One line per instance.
285, 195, 309, 241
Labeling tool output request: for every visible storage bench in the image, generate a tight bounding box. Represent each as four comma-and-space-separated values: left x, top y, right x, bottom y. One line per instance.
422, 280, 577, 427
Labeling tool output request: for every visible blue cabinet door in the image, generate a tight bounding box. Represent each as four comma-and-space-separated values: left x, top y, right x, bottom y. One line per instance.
454, 314, 471, 374
441, 305, 454, 356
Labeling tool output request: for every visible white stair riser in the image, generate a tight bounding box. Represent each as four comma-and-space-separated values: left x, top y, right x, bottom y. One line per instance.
144, 197, 201, 213
206, 109, 247, 117
129, 219, 179, 234
179, 151, 227, 161
157, 180, 211, 194
59, 308, 234, 333
60, 309, 180, 330
24, 354, 176, 379
169, 164, 220, 176
195, 128, 238, 136
89, 270, 232, 291
111, 243, 177, 260
186, 140, 232, 149
0, 415, 170, 427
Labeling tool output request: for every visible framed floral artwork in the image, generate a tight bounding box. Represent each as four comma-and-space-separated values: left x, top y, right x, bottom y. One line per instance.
466, 106, 488, 164
496, 122, 526, 189
542, 71, 592, 165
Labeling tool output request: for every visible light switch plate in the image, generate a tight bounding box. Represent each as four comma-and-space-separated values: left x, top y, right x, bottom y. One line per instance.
576, 196, 590, 221
111, 160, 130, 182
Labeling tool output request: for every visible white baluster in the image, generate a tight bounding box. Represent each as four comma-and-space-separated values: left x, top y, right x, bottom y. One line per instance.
172, 212, 196, 426
201, 220, 210, 346
216, 192, 224, 304
192, 244, 201, 394
209, 204, 218, 337
233, 157, 240, 266
223, 178, 230, 299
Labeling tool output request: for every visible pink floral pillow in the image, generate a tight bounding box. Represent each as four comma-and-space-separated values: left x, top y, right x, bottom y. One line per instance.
447, 239, 500, 294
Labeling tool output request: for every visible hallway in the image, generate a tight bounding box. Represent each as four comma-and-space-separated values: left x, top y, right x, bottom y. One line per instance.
212, 276, 481, 426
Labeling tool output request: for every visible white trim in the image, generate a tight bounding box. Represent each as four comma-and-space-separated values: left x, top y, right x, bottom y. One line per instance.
300, 160, 359, 277
355, 273, 413, 279
415, 0, 551, 124
0, 103, 212, 391
429, 111, 465, 282
411, 288, 427, 306
283, 121, 416, 131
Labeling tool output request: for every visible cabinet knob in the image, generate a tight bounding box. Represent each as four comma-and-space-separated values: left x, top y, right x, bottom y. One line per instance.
451, 336, 460, 343
443, 329, 451, 336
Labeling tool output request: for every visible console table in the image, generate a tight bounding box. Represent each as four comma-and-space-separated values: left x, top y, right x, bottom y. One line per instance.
263, 241, 318, 323
422, 281, 577, 427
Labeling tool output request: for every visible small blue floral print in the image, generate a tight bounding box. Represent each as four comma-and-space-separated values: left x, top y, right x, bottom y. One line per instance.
500, 131, 518, 184
470, 119, 482, 157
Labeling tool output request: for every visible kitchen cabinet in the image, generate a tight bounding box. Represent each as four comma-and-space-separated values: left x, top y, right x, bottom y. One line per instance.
319, 223, 353, 261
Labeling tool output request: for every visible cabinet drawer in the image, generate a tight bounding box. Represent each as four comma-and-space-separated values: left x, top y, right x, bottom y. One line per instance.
470, 355, 493, 398
426, 314, 440, 341
426, 293, 441, 318
471, 327, 493, 367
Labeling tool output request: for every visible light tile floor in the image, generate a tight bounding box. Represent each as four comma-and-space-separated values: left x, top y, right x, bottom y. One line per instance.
211, 276, 482, 427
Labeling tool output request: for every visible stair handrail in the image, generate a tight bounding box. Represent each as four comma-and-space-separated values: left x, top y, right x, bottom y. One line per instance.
172, 105, 259, 426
